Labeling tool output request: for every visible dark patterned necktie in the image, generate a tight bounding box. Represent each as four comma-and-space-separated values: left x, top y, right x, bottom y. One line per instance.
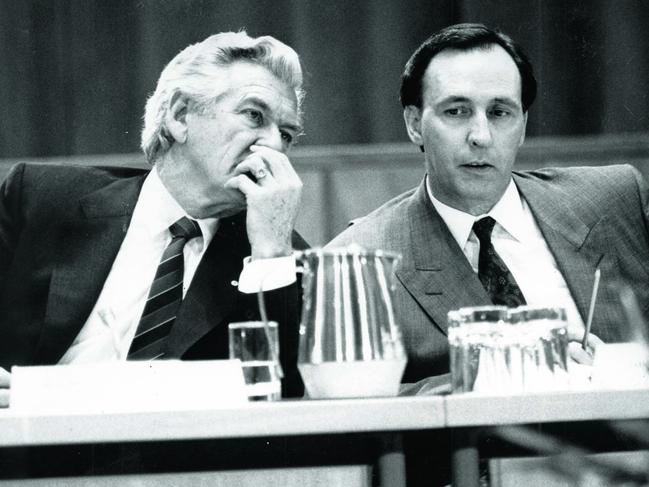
128, 217, 202, 360
472, 216, 526, 307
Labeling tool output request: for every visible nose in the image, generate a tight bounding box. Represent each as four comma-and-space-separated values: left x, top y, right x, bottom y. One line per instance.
467, 113, 492, 148
256, 124, 285, 152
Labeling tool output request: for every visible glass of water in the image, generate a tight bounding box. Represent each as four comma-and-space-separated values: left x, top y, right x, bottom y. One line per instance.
228, 321, 281, 401
448, 306, 509, 393
448, 306, 570, 394
507, 306, 570, 392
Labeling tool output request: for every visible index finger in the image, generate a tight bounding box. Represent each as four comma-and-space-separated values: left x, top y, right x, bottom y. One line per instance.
583, 333, 604, 354
568, 342, 594, 366
249, 145, 297, 179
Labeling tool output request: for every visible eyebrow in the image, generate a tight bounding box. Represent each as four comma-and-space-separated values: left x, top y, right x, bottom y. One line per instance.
492, 97, 520, 107
438, 96, 471, 104
240, 95, 302, 134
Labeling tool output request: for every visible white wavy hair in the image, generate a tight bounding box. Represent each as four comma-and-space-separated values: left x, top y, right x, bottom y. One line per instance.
141, 31, 304, 164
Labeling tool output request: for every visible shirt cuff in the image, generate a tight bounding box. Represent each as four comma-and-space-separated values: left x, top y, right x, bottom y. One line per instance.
238, 255, 297, 294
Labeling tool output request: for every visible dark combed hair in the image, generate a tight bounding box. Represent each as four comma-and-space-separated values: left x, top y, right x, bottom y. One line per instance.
399, 23, 537, 112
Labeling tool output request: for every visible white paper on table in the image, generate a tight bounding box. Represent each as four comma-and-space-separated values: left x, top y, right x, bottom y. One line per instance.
568, 363, 593, 389
591, 343, 649, 389
10, 359, 248, 413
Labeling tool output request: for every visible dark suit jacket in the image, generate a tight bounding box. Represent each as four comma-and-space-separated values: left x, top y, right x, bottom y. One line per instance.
327, 165, 649, 382
0, 163, 304, 396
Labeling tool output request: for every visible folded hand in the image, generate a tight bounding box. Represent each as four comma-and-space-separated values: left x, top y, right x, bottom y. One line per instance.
225, 145, 302, 259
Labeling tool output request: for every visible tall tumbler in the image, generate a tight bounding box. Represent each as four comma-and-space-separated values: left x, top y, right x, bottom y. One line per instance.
449, 305, 570, 394
448, 306, 509, 393
296, 246, 407, 398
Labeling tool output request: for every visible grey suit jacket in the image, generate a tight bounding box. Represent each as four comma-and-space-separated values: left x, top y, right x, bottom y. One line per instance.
327, 164, 649, 382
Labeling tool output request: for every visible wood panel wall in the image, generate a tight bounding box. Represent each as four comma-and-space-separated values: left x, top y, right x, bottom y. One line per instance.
1, 132, 648, 246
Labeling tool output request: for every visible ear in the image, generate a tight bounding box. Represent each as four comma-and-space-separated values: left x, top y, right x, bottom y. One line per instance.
518, 111, 528, 147
403, 105, 424, 146
164, 91, 190, 144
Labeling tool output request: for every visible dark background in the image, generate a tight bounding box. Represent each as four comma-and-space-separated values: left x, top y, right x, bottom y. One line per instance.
1, 0, 648, 158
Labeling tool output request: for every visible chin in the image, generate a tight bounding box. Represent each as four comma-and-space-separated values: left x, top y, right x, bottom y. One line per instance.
221, 206, 246, 218
210, 200, 247, 219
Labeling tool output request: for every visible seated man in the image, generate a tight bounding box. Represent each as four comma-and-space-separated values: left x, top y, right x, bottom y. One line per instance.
328, 23, 649, 384
0, 31, 307, 404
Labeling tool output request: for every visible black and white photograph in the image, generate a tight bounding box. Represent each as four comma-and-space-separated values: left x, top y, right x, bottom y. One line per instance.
0, 1, 648, 486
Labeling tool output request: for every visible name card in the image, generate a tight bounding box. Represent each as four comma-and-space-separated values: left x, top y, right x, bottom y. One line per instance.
591, 343, 649, 389
10, 360, 248, 413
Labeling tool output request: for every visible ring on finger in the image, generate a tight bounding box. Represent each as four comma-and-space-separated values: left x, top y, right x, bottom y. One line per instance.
254, 168, 268, 180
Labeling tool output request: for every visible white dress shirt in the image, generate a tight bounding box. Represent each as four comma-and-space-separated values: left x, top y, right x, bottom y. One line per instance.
428, 178, 584, 328
59, 168, 295, 364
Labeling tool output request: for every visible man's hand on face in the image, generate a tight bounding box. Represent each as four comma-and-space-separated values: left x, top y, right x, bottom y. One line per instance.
225, 144, 302, 259
0, 367, 10, 408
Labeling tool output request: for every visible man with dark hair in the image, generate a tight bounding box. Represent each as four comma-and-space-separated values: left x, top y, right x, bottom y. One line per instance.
328, 23, 649, 383
400, 23, 537, 114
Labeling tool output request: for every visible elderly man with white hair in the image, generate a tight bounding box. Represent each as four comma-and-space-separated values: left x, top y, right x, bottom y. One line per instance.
0, 31, 306, 404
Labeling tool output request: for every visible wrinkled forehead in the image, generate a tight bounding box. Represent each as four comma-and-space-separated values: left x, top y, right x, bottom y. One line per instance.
213, 61, 301, 125
215, 61, 300, 113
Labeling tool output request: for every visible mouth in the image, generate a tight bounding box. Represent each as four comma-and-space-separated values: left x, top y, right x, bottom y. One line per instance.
461, 161, 493, 170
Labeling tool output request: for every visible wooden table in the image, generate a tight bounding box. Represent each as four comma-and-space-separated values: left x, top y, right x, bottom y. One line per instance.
1, 389, 648, 486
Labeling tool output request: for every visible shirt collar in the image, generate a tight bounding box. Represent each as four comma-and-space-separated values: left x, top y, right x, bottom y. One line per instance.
488, 179, 528, 243
131, 167, 219, 248
427, 177, 527, 249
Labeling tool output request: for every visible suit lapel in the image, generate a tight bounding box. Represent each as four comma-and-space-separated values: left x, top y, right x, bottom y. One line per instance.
165, 213, 249, 357
396, 174, 613, 338
396, 180, 491, 336
513, 173, 614, 336
35, 174, 146, 364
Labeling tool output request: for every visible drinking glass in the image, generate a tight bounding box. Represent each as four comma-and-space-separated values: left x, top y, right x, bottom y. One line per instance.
448, 306, 508, 393
507, 306, 570, 392
448, 306, 570, 393
228, 321, 281, 401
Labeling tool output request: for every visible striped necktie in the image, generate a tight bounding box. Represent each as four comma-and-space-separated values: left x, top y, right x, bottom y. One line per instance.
472, 216, 527, 307
128, 217, 202, 360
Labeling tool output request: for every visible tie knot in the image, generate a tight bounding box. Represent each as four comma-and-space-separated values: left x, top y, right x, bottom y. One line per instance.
472, 216, 496, 243
169, 217, 201, 240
